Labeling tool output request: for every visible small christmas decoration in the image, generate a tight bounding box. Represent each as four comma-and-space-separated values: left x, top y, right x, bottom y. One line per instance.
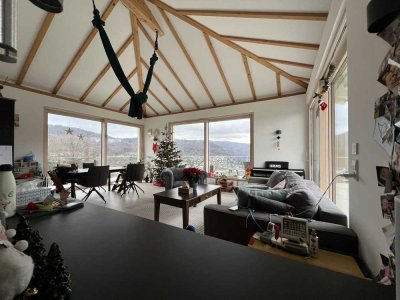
44, 243, 71, 299
152, 125, 182, 183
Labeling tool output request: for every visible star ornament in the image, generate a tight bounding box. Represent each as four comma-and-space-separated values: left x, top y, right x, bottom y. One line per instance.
65, 128, 73, 135
78, 134, 84, 140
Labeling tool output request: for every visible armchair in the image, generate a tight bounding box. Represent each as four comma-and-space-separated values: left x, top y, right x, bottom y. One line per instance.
161, 167, 207, 190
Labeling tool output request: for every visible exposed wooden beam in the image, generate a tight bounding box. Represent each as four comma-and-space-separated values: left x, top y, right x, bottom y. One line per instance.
276, 73, 281, 96
16, 13, 55, 85
159, 8, 215, 107
148, 0, 307, 89
52, 0, 118, 94
148, 89, 171, 113
139, 23, 200, 108
141, 58, 185, 111
80, 35, 134, 102
120, 99, 131, 111
293, 76, 310, 82
146, 91, 306, 118
102, 68, 137, 107
176, 10, 328, 21
120, 0, 164, 35
242, 55, 256, 100
203, 33, 235, 104
144, 102, 159, 115
4, 81, 127, 115
130, 14, 144, 91
222, 35, 319, 50
119, 98, 158, 116
259, 57, 314, 69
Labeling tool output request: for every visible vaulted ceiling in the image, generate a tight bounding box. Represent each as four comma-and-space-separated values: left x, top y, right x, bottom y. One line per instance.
0, 0, 332, 118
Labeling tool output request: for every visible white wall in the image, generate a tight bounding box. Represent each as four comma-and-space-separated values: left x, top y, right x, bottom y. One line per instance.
144, 94, 308, 171
346, 0, 393, 274
2, 86, 144, 165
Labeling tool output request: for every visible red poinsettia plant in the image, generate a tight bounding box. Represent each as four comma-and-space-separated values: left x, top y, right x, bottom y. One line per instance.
183, 167, 203, 181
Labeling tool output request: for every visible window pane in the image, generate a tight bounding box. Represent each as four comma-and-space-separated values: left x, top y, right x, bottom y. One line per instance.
209, 118, 250, 176
107, 123, 140, 166
174, 123, 204, 168
48, 113, 101, 170
333, 65, 349, 219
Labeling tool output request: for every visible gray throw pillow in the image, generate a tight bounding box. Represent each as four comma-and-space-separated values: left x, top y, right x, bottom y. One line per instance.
285, 187, 319, 218
267, 171, 287, 187
248, 195, 295, 214
285, 172, 304, 188
234, 187, 289, 208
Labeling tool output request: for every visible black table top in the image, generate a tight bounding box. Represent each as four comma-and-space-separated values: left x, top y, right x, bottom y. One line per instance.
12, 204, 395, 300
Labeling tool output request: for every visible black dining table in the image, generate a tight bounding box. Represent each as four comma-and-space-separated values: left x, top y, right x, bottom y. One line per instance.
67, 166, 126, 198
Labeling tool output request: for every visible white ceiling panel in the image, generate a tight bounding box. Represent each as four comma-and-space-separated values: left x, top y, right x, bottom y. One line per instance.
281, 77, 304, 94
212, 39, 252, 102
146, 78, 183, 113
248, 59, 277, 98
162, 0, 332, 13
24, 0, 110, 90
58, 1, 132, 99
107, 73, 137, 109
274, 63, 312, 79
191, 17, 325, 45
0, 1, 46, 81
237, 42, 317, 65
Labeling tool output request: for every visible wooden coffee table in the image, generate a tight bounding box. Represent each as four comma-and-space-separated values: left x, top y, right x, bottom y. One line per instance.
154, 184, 221, 228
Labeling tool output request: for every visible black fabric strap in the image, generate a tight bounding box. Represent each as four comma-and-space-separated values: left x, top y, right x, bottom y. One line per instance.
91, 3, 158, 119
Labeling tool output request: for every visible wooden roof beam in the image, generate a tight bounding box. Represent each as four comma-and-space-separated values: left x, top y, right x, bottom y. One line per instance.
222, 35, 319, 50
102, 68, 137, 107
144, 102, 159, 115
120, 0, 164, 35
141, 57, 185, 111
119, 98, 159, 116
52, 0, 118, 94
176, 10, 328, 21
259, 57, 314, 69
148, 0, 307, 89
159, 8, 215, 107
276, 73, 281, 97
203, 33, 235, 103
148, 89, 172, 113
242, 55, 256, 100
16, 13, 55, 85
80, 34, 134, 102
139, 23, 200, 108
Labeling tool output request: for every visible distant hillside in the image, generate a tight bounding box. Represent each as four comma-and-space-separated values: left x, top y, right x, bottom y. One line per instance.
175, 139, 249, 157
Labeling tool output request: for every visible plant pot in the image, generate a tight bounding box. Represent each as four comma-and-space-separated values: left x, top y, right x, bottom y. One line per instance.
188, 179, 198, 190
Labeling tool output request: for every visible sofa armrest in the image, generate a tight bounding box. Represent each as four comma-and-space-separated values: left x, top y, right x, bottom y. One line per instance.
161, 169, 174, 190
204, 204, 358, 256
248, 177, 268, 185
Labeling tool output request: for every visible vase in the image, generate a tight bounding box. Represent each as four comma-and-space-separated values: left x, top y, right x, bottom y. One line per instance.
189, 179, 198, 190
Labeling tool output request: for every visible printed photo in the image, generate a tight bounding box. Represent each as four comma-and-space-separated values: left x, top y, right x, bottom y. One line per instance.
378, 16, 400, 46
382, 223, 395, 248
380, 194, 394, 220
378, 46, 400, 91
374, 116, 394, 156
376, 166, 392, 187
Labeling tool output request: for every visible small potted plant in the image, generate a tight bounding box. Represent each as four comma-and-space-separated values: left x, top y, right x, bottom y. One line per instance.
183, 167, 203, 190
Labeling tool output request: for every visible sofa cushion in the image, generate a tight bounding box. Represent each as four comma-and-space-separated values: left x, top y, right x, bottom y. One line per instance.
235, 186, 289, 208
285, 171, 304, 188
267, 171, 287, 187
171, 167, 184, 180
248, 195, 294, 214
285, 186, 319, 218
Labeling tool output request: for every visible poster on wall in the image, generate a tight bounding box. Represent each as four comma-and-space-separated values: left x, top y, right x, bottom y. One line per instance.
382, 223, 395, 248
378, 15, 400, 46
374, 92, 400, 122
380, 194, 395, 219
378, 43, 400, 92
373, 115, 394, 155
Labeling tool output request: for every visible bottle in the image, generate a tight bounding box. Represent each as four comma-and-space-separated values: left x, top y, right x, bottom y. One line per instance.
309, 229, 319, 258
0, 164, 17, 218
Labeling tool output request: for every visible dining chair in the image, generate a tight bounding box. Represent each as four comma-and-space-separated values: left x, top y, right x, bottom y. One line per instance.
77, 166, 109, 203
121, 164, 145, 197
81, 162, 106, 192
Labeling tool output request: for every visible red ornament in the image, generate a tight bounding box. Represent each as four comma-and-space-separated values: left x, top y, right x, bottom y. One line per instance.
152, 142, 158, 154
318, 99, 328, 111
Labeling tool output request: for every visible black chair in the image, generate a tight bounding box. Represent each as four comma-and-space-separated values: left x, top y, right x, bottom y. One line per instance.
54, 165, 74, 192
121, 164, 145, 197
82, 162, 95, 168
78, 166, 109, 203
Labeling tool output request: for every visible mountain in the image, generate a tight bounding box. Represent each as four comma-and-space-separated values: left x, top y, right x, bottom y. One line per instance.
175, 139, 249, 156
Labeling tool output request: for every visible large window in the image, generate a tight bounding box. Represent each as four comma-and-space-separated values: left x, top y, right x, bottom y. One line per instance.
174, 122, 204, 169
46, 111, 142, 171
107, 122, 140, 166
47, 113, 101, 170
172, 115, 252, 176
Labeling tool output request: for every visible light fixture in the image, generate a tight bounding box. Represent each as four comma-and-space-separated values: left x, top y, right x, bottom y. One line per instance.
275, 130, 282, 150
29, 0, 64, 13
147, 129, 153, 136
153, 128, 160, 138
0, 0, 17, 63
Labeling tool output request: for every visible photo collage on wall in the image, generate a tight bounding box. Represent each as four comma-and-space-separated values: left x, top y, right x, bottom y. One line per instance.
373, 15, 400, 286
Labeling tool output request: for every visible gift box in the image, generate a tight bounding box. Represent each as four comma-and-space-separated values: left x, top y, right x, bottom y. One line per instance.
16, 187, 51, 207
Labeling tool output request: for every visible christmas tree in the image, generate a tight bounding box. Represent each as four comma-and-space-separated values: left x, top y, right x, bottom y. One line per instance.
152, 125, 182, 183
44, 243, 72, 299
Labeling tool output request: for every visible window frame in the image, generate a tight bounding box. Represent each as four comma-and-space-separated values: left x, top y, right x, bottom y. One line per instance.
44, 108, 143, 172
170, 113, 254, 172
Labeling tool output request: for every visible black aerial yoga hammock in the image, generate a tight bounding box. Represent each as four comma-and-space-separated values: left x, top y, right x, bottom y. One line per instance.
91, 0, 158, 119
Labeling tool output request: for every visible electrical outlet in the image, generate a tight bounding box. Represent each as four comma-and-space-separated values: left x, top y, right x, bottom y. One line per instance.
351, 142, 358, 155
